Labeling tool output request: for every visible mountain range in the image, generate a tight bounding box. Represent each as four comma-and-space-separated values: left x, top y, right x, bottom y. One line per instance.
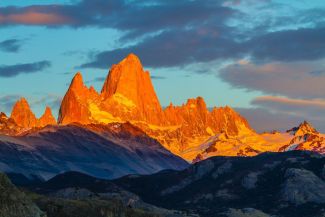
0, 53, 324, 180
0, 122, 187, 180
0, 53, 324, 217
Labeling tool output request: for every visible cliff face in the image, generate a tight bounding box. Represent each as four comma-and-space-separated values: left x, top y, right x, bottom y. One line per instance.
58, 72, 100, 125
100, 53, 165, 125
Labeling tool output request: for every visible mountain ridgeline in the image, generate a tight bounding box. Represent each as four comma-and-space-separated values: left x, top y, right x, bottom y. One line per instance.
14, 151, 325, 217
1, 53, 323, 164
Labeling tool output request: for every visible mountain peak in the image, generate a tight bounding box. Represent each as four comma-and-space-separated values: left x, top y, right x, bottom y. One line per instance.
73, 71, 82, 79
287, 121, 318, 136
17, 97, 29, 106
70, 72, 85, 91
10, 97, 38, 128
58, 72, 97, 125
44, 106, 52, 115
100, 54, 164, 124
124, 53, 141, 63
0, 112, 7, 120
297, 121, 318, 134
185, 97, 207, 110
89, 85, 97, 94
101, 53, 144, 98
38, 106, 56, 127
11, 97, 32, 113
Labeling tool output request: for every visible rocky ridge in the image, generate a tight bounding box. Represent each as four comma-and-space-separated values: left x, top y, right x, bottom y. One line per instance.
0, 173, 44, 217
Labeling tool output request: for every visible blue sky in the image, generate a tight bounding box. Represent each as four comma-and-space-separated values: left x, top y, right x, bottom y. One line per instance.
0, 0, 325, 132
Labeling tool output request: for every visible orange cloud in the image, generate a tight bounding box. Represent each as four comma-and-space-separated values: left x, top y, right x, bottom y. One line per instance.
0, 12, 71, 25
250, 95, 325, 131
254, 96, 325, 108
220, 60, 325, 98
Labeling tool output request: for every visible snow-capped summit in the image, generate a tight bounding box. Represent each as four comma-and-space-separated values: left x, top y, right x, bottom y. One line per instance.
287, 121, 318, 136
281, 122, 324, 154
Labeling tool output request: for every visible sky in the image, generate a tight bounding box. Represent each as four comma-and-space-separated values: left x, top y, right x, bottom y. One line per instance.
0, 0, 325, 132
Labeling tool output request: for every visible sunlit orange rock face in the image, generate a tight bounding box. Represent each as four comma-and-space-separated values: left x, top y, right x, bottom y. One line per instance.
2, 54, 323, 161
58, 72, 100, 124
11, 98, 38, 129
149, 97, 253, 157
0, 112, 23, 134
100, 53, 165, 125
10, 98, 56, 130
164, 98, 250, 136
38, 106, 56, 127
58, 53, 253, 159
281, 121, 325, 154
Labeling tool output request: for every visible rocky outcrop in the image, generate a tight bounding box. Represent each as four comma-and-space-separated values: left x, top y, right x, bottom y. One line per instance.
115, 151, 325, 217
0, 112, 22, 135
282, 168, 325, 205
241, 172, 262, 190
0, 173, 44, 217
225, 208, 271, 217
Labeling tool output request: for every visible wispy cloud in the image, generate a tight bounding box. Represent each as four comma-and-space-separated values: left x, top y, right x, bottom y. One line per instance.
309, 70, 325, 76
0, 39, 22, 52
151, 75, 166, 80
0, 61, 51, 77
252, 96, 325, 109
